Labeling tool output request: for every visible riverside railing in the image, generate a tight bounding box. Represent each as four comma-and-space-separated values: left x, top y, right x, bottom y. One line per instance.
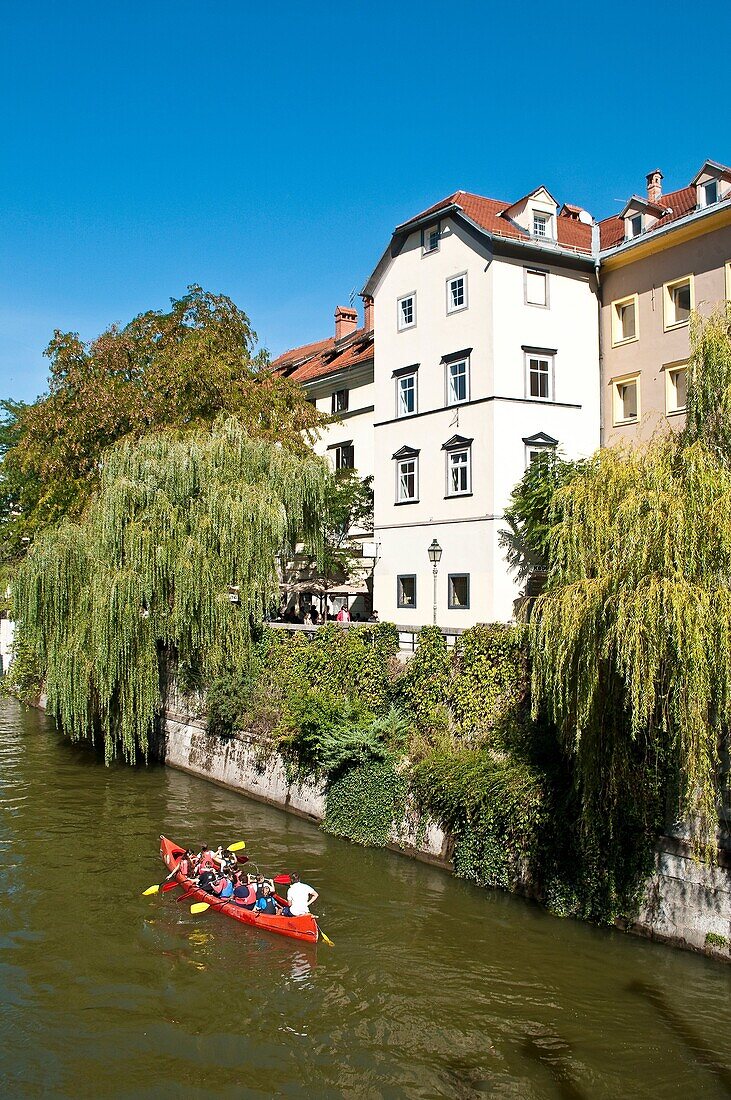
267, 620, 464, 652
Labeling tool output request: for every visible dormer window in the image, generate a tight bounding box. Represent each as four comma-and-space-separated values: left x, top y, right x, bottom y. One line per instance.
703, 179, 719, 207
629, 213, 643, 239
422, 225, 440, 255
533, 213, 548, 238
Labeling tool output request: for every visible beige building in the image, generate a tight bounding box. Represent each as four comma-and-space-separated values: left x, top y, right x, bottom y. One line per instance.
599, 160, 731, 445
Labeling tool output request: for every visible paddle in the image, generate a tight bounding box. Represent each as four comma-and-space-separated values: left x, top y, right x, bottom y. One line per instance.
319, 927, 335, 948
177, 888, 198, 904
226, 841, 246, 852
236, 855, 250, 865
161, 881, 179, 893
190, 901, 212, 914
142, 884, 162, 896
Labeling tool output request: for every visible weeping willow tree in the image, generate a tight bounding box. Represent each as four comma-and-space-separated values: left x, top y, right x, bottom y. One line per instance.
530, 306, 731, 854
13, 416, 330, 762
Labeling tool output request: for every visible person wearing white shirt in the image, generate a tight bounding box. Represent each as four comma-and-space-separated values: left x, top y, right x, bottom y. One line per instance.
286, 873, 318, 916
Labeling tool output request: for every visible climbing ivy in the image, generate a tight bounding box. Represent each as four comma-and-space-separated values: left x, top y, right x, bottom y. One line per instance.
324, 758, 408, 847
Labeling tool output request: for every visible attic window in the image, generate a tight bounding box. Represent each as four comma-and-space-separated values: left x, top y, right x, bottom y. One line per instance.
703, 179, 719, 207
533, 213, 548, 238
423, 226, 440, 255
628, 214, 643, 239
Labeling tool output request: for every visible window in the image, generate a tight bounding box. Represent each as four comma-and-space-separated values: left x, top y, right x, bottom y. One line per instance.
611, 294, 639, 346
396, 372, 417, 417
629, 213, 643, 239
331, 389, 348, 414
396, 457, 418, 502
397, 575, 416, 608
703, 179, 719, 207
447, 448, 471, 495
525, 268, 548, 307
665, 363, 688, 415
526, 444, 556, 467
533, 212, 548, 238
663, 275, 693, 330
423, 226, 440, 254
526, 355, 552, 400
612, 374, 640, 426
446, 358, 469, 404
446, 273, 467, 313
448, 574, 470, 609
397, 293, 416, 331
726, 261, 731, 302
334, 442, 354, 470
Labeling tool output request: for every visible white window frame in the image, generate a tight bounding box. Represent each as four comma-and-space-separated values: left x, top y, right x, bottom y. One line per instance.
611, 373, 641, 427
446, 447, 471, 496
524, 352, 554, 401
445, 357, 469, 405
726, 260, 731, 302
533, 212, 549, 238
663, 274, 694, 331
525, 268, 549, 308
396, 372, 417, 418
703, 179, 719, 207
525, 443, 556, 469
396, 457, 418, 503
446, 272, 468, 314
397, 293, 416, 332
422, 225, 440, 255
611, 293, 639, 347
628, 213, 643, 239
331, 388, 348, 414
665, 361, 688, 416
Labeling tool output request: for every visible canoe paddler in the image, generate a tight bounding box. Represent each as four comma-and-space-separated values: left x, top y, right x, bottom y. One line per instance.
165, 848, 194, 880
195, 844, 220, 874
284, 873, 319, 917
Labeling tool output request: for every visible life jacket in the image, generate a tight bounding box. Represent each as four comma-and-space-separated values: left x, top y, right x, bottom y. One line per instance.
198, 851, 217, 871
256, 896, 277, 915
234, 884, 256, 907
176, 856, 192, 878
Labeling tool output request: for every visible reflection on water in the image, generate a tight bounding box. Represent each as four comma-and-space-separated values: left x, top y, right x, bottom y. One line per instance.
0, 698, 729, 1099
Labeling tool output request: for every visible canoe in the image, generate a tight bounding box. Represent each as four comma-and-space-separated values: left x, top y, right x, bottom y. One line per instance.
159, 835, 320, 944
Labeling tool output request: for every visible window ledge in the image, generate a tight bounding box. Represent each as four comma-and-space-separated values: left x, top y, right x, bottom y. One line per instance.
664, 320, 690, 333
394, 499, 420, 506
612, 336, 639, 348
397, 325, 416, 333
444, 492, 474, 499
612, 417, 638, 427
446, 305, 468, 316
667, 407, 687, 417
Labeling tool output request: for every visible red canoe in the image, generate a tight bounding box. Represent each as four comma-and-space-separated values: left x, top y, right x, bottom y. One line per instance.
159, 835, 319, 945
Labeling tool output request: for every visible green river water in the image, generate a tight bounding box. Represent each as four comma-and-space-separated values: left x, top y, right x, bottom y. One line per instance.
1, 698, 729, 1098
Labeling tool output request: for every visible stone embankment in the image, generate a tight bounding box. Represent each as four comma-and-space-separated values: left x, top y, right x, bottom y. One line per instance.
163, 704, 731, 962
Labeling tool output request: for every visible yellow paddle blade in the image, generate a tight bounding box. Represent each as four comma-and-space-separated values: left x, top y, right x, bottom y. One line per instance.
226, 841, 246, 852
320, 930, 335, 947
142, 884, 160, 896
190, 902, 210, 914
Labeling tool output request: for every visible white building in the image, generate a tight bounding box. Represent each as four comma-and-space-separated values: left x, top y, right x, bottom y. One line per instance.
362, 187, 601, 626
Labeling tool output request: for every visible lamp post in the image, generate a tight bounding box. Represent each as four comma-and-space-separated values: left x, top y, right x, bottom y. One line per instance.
427, 538, 442, 626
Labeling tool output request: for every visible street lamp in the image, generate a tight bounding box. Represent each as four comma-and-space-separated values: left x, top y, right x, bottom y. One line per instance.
427, 538, 442, 625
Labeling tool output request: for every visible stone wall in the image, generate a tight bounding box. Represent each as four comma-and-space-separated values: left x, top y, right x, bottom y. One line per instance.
163, 707, 730, 962
163, 708, 451, 868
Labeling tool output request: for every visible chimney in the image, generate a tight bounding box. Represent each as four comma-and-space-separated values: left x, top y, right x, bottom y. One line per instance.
334, 305, 358, 341
646, 169, 663, 204
362, 295, 374, 332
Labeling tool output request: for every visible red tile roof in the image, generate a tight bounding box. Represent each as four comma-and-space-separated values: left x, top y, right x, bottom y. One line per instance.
271, 327, 373, 384
598, 184, 700, 250
398, 189, 594, 254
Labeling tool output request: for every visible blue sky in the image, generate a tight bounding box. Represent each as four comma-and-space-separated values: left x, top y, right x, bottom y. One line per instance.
1, 1, 727, 403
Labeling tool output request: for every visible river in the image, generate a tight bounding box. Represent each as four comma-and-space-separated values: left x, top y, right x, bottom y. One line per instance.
1, 698, 729, 1099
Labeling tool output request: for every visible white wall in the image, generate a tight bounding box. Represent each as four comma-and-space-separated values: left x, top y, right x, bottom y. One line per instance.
370, 215, 600, 626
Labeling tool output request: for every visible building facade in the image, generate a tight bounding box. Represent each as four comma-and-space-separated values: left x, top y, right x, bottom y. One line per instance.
599, 160, 731, 445
272, 156, 730, 629
363, 188, 600, 625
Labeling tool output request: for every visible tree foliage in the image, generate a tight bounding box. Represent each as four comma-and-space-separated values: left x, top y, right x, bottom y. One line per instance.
1, 286, 325, 559
12, 416, 330, 762
499, 451, 582, 583
530, 306, 731, 851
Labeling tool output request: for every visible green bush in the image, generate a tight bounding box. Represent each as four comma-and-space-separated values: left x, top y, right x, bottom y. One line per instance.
324, 758, 408, 846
